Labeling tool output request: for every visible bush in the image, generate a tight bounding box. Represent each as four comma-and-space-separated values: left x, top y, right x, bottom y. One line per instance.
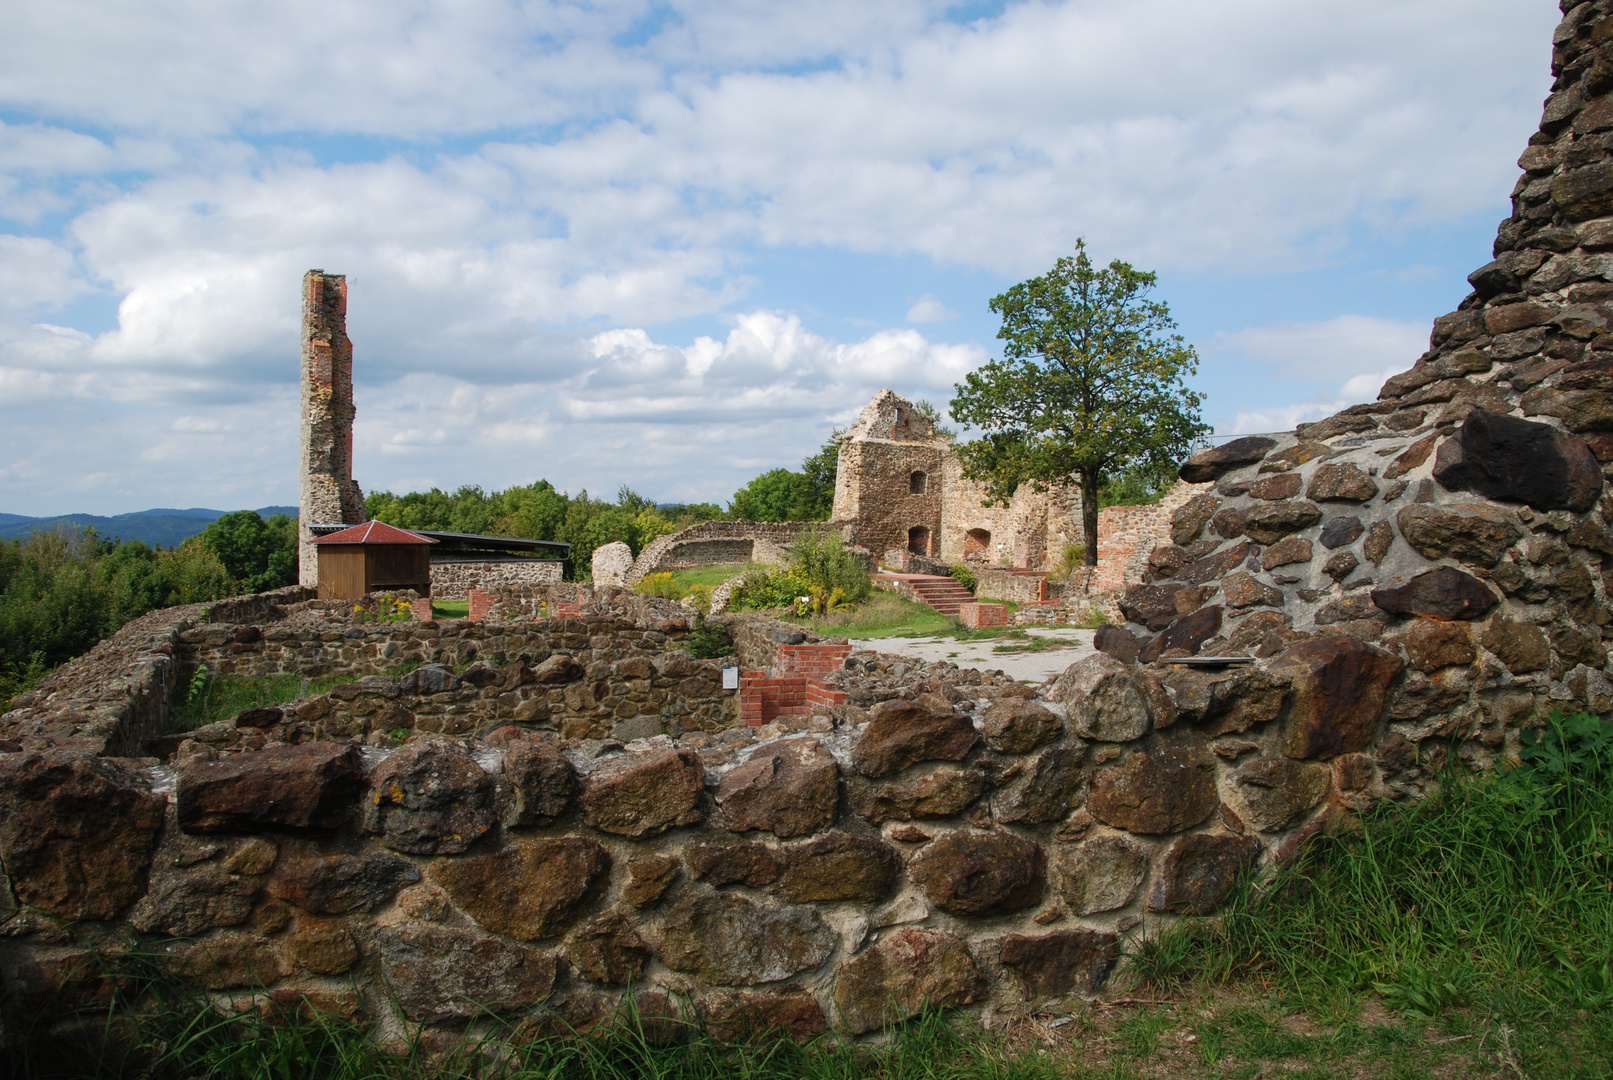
948, 563, 976, 592
636, 571, 681, 600
687, 616, 732, 659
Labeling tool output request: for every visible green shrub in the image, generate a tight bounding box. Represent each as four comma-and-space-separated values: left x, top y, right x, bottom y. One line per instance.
687, 617, 732, 659
948, 563, 976, 592
636, 571, 681, 599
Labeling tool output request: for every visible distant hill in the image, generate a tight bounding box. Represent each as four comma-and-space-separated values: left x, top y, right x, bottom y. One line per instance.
0, 507, 299, 548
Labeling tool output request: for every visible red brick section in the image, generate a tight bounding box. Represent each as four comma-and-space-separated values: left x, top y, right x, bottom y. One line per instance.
958, 602, 1008, 629
410, 597, 434, 623
739, 644, 852, 725
468, 589, 495, 622
550, 601, 584, 618
777, 643, 852, 676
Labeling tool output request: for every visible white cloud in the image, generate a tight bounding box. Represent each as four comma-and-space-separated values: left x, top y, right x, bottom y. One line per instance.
0, 0, 1566, 512
906, 294, 957, 323
1212, 315, 1426, 434
1213, 315, 1429, 381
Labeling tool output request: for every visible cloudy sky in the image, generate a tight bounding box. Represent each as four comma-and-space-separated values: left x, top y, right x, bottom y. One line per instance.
0, 0, 1562, 516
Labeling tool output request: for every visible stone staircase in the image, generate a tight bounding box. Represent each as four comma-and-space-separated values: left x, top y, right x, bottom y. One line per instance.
873, 572, 976, 615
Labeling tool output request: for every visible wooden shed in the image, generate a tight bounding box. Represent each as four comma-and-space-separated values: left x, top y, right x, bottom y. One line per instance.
312, 521, 435, 600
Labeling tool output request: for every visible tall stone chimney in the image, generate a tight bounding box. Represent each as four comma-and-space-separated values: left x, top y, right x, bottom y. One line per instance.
298, 269, 366, 586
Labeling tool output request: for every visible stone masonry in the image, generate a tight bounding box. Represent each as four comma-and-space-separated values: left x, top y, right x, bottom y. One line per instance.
298, 270, 366, 585
6, 0, 1613, 1050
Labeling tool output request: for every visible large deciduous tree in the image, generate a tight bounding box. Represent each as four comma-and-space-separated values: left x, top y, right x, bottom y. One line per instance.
950, 240, 1209, 567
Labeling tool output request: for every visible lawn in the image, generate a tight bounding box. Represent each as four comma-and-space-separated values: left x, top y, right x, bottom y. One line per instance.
431, 599, 470, 619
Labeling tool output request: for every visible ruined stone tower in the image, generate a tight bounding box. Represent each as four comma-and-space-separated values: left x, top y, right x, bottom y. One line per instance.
298, 269, 366, 585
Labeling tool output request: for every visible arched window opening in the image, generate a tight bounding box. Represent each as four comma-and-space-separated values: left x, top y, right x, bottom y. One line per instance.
910, 470, 928, 494
964, 528, 991, 560
907, 526, 932, 556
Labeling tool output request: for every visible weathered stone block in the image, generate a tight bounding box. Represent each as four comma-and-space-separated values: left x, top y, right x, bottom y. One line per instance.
373, 923, 557, 1023
1394, 619, 1477, 672
1242, 502, 1323, 544
1396, 503, 1524, 567
774, 831, 898, 902
999, 929, 1117, 998
1051, 653, 1158, 742
908, 831, 1045, 915
1179, 437, 1277, 483
979, 697, 1064, 753
1268, 637, 1402, 760
660, 894, 834, 986
493, 729, 575, 828
1433, 409, 1603, 511
1170, 494, 1221, 545
1481, 616, 1551, 673
1307, 463, 1379, 502
1056, 833, 1147, 915
717, 737, 839, 838
0, 753, 165, 920
1231, 756, 1330, 832
580, 748, 705, 837
698, 988, 827, 1043
364, 738, 496, 854
1371, 566, 1499, 620
833, 928, 983, 1035
179, 743, 365, 834
848, 765, 988, 824
1148, 833, 1264, 914
1260, 535, 1312, 570
265, 849, 420, 914
1087, 735, 1218, 834
850, 699, 978, 778
430, 837, 609, 940
563, 910, 649, 986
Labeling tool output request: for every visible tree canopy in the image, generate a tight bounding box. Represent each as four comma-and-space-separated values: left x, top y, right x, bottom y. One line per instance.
728, 433, 841, 522
950, 240, 1209, 566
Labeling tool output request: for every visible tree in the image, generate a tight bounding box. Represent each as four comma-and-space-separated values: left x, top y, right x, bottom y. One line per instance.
197, 510, 298, 593
729, 432, 842, 522
950, 240, 1209, 566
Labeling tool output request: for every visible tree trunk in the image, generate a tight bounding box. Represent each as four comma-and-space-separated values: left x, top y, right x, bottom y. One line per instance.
1081, 469, 1100, 566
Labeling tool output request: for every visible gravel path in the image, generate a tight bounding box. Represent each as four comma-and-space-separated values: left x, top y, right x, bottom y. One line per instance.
848, 627, 1097, 683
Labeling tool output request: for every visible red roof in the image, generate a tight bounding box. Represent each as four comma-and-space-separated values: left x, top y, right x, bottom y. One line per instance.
312, 521, 436, 545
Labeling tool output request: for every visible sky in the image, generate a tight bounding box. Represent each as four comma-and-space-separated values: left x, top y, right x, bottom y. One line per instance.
0, 0, 1564, 516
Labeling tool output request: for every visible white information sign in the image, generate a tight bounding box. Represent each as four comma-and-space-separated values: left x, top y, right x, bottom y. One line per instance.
722, 666, 739, 690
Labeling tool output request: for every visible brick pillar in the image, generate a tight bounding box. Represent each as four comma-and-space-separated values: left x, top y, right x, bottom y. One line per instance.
298, 270, 365, 586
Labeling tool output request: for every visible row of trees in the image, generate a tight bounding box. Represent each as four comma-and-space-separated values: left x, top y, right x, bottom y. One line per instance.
0, 511, 299, 704
365, 434, 847, 574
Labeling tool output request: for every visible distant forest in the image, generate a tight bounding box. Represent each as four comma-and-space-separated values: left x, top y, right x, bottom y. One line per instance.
0, 511, 298, 706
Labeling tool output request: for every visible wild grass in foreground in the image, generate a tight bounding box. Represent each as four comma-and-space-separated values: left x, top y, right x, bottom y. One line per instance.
1130, 712, 1613, 1079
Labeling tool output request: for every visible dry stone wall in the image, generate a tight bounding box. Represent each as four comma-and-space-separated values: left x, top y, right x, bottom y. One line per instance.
1090, 0, 1613, 799
428, 558, 563, 601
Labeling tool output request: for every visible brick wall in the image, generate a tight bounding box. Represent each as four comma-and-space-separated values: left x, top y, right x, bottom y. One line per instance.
739, 643, 851, 724
959, 602, 1008, 629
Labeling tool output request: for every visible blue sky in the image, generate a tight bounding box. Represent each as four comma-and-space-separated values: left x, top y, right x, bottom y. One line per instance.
0, 0, 1562, 515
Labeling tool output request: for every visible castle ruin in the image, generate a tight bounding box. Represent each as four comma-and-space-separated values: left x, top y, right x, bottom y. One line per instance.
297, 270, 366, 585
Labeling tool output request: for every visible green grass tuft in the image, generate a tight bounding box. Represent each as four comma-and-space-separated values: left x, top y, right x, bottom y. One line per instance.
1129, 711, 1613, 1078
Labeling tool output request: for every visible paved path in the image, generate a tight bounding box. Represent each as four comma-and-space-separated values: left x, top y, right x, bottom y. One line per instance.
849, 627, 1097, 683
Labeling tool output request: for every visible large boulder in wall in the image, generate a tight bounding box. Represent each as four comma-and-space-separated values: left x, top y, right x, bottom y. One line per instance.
592, 541, 635, 587
1433, 409, 1602, 512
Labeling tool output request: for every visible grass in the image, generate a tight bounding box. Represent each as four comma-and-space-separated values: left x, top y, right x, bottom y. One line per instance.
432, 600, 470, 619
1126, 712, 1613, 1079
791, 589, 957, 639
167, 661, 424, 733
2, 960, 1528, 1080
669, 564, 752, 590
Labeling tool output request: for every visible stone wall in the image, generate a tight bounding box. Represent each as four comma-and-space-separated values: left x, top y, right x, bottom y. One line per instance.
429, 557, 564, 601
626, 522, 832, 586
1088, 0, 1613, 795
0, 645, 1343, 1048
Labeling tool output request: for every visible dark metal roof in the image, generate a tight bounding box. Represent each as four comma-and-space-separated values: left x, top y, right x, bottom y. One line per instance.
307, 523, 569, 556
